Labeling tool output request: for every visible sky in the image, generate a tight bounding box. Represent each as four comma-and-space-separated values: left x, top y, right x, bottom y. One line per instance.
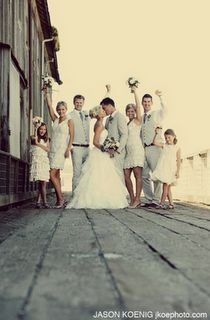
48, 0, 210, 157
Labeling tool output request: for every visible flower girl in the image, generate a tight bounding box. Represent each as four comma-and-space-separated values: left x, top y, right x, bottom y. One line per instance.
30, 122, 50, 208
151, 128, 181, 209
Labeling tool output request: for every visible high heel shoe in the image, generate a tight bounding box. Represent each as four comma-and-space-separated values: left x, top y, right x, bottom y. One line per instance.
128, 202, 141, 209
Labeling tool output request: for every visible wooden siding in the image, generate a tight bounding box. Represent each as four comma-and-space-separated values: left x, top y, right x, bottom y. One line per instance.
0, 0, 57, 206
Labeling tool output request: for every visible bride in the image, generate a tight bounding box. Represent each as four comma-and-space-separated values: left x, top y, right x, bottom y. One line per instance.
66, 105, 128, 209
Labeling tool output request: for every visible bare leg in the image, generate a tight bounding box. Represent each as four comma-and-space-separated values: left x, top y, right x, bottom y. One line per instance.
167, 186, 173, 205
50, 169, 64, 205
39, 181, 47, 204
37, 187, 41, 204
124, 168, 135, 205
133, 166, 142, 205
160, 183, 169, 205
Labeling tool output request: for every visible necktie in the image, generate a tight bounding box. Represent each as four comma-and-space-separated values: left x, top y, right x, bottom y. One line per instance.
143, 113, 147, 123
109, 115, 113, 122
79, 112, 83, 121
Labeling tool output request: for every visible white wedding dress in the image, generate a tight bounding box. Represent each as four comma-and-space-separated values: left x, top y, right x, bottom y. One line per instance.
66, 129, 128, 209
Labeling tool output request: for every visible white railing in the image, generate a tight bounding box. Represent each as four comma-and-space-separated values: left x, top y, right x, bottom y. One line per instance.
174, 149, 210, 204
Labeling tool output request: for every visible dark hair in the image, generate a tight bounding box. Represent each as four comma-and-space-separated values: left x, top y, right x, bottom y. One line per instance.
142, 94, 153, 103
100, 97, 115, 107
164, 128, 178, 144
37, 123, 49, 143
73, 95, 85, 104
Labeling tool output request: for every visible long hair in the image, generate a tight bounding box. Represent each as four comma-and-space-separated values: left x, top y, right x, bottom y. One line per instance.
164, 128, 178, 144
37, 123, 49, 143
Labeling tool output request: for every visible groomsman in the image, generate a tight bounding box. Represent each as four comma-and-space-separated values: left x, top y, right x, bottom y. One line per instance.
140, 90, 167, 207
69, 95, 90, 193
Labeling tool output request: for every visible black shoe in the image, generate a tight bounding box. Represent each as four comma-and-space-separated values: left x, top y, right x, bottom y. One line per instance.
140, 203, 152, 208
147, 203, 160, 209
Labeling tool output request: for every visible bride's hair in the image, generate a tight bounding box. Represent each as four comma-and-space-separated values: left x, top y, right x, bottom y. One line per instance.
89, 105, 101, 119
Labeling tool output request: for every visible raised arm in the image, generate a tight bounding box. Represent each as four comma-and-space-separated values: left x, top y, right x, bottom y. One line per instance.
155, 90, 167, 122
43, 87, 57, 122
132, 86, 142, 124
104, 84, 111, 98
64, 119, 74, 158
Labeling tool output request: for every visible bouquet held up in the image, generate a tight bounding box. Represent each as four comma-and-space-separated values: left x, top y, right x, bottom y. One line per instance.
32, 116, 43, 137
126, 77, 140, 92
42, 75, 54, 89
101, 137, 120, 158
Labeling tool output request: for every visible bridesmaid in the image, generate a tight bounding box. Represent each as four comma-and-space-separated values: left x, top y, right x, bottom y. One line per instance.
124, 86, 145, 208
44, 88, 74, 208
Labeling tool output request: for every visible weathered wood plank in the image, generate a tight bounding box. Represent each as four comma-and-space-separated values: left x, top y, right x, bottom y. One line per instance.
0, 209, 61, 318
1, 200, 210, 319
127, 208, 210, 251
86, 209, 210, 313
108, 209, 210, 298
23, 209, 122, 320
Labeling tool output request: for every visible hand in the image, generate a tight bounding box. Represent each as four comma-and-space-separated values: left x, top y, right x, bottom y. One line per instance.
155, 90, 162, 97
106, 84, 111, 92
175, 171, 180, 179
34, 136, 38, 145
64, 149, 70, 158
154, 126, 162, 134
42, 85, 49, 95
131, 85, 137, 93
107, 149, 115, 156
65, 146, 73, 158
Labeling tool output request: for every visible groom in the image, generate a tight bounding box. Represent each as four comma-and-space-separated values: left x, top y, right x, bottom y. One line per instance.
100, 97, 128, 178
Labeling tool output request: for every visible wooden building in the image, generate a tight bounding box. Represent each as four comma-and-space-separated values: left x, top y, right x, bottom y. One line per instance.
0, 0, 61, 207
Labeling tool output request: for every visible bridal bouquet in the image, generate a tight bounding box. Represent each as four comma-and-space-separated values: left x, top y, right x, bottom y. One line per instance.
42, 75, 54, 88
101, 137, 120, 158
126, 77, 140, 90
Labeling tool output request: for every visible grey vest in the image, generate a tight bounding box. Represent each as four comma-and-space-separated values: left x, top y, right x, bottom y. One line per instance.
105, 112, 128, 152
69, 109, 90, 144
141, 111, 163, 145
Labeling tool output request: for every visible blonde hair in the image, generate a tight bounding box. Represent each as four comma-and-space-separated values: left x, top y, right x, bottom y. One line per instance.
125, 103, 136, 113
89, 105, 101, 119
56, 101, 67, 111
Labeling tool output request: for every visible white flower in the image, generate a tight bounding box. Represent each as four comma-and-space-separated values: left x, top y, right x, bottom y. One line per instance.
32, 116, 43, 127
42, 75, 54, 88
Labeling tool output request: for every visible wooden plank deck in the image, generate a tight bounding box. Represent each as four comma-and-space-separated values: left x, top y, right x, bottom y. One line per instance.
0, 195, 210, 320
